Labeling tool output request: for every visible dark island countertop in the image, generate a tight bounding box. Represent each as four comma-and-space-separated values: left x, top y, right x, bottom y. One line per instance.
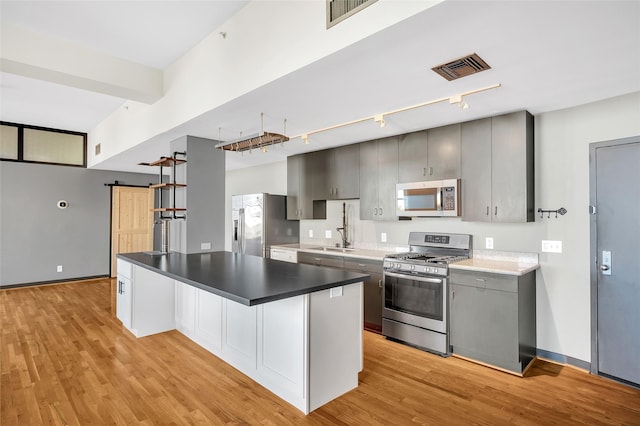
117, 251, 369, 306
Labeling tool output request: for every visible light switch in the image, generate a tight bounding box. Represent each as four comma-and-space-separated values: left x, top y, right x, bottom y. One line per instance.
325, 230, 332, 238
308, 229, 314, 238
381, 232, 387, 243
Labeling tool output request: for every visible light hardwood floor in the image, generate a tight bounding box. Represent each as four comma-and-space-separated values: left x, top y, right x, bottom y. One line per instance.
2, 279, 639, 425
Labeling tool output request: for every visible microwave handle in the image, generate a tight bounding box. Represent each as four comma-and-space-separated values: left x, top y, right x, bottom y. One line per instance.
437, 188, 443, 211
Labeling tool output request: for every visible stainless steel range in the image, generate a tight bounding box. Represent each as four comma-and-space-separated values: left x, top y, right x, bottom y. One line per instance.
382, 232, 472, 356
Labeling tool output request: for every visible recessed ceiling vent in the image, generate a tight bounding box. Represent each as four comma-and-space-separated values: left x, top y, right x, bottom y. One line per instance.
432, 53, 491, 81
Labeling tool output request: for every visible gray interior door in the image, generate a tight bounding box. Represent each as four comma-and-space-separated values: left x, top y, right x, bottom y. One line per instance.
591, 138, 640, 386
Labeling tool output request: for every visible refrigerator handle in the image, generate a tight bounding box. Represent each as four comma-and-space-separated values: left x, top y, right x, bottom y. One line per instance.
233, 219, 238, 242
239, 208, 245, 254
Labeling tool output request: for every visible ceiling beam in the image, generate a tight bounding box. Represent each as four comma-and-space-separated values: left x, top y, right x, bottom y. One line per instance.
0, 25, 163, 104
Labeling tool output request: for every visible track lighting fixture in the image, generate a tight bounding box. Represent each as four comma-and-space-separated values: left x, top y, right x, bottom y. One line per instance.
215, 84, 499, 153
449, 94, 470, 110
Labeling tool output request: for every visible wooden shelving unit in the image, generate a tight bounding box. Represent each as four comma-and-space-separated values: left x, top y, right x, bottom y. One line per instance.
149, 157, 187, 167
149, 183, 187, 189
149, 152, 187, 219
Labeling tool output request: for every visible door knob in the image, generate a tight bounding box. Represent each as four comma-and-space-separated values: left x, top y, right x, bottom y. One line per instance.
600, 265, 610, 271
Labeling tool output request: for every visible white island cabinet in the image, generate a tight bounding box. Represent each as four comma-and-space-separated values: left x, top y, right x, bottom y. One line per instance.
176, 280, 363, 414
117, 254, 364, 415
116, 259, 175, 337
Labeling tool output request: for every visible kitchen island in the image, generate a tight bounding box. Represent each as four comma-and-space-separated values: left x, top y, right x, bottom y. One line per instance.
116, 251, 369, 414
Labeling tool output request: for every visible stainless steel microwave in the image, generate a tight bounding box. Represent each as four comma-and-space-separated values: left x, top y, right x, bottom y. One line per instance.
396, 179, 461, 217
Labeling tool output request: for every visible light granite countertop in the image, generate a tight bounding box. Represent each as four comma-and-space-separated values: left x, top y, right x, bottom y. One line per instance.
273, 245, 541, 276
450, 250, 540, 276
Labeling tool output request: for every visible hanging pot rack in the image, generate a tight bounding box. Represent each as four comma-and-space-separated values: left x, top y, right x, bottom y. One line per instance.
215, 113, 288, 153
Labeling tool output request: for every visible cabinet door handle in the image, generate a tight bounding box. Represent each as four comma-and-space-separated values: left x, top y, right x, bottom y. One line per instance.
374, 207, 378, 216
486, 206, 490, 216
494, 206, 498, 216
379, 208, 383, 216
423, 167, 426, 176
378, 279, 382, 289
429, 166, 433, 176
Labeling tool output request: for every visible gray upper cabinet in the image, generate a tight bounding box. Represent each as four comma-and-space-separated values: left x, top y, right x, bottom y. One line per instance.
461, 111, 534, 222
398, 125, 460, 183
461, 118, 492, 222
427, 123, 461, 180
398, 130, 429, 183
311, 144, 360, 200
287, 154, 314, 220
360, 137, 398, 221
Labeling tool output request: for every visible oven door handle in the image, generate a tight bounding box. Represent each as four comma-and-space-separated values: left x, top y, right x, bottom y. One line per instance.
384, 271, 443, 284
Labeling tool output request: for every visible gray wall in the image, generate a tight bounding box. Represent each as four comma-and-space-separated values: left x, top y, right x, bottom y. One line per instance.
169, 135, 226, 254
0, 161, 156, 286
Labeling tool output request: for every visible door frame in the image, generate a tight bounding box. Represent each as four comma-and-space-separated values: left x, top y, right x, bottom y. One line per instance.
589, 135, 640, 377
106, 182, 155, 277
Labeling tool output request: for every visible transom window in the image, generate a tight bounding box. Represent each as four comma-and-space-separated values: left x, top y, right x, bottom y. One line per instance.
0, 122, 87, 167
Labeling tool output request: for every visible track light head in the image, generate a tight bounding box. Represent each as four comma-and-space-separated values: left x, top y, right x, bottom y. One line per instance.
374, 115, 386, 128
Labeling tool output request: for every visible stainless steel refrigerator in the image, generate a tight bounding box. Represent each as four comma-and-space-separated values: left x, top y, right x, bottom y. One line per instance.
231, 193, 299, 258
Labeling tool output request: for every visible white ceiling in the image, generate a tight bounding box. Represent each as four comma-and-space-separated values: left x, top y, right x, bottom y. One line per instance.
1, 1, 639, 173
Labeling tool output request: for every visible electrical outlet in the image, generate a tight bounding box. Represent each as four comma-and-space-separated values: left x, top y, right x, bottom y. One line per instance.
57, 265, 63, 272
325, 230, 332, 238
542, 240, 562, 253
308, 229, 314, 238
201, 242, 211, 250
381, 232, 387, 243
485, 237, 494, 249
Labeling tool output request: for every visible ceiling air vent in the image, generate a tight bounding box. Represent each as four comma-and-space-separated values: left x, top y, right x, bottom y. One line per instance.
432, 53, 491, 81
327, 0, 377, 28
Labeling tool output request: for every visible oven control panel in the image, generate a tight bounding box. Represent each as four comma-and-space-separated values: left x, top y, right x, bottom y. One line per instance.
383, 260, 447, 277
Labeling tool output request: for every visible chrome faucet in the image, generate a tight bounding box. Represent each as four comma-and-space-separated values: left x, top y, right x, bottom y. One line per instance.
336, 202, 350, 248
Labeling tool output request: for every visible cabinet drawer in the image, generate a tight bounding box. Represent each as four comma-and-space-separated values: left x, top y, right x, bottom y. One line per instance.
270, 248, 297, 263
450, 270, 518, 293
343, 259, 382, 274
117, 259, 132, 279
297, 252, 344, 269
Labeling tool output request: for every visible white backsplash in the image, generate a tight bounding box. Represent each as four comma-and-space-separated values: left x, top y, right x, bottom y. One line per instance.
299, 199, 408, 252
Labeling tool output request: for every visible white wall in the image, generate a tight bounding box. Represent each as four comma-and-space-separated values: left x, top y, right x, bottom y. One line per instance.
89, 1, 441, 168
224, 92, 640, 363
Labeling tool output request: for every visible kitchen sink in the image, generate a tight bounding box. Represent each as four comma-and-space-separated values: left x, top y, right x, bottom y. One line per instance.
311, 246, 356, 253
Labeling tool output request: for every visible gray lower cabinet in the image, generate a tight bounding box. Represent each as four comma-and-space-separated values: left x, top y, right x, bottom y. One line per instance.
359, 137, 398, 221
344, 258, 383, 333
296, 252, 344, 269
461, 111, 534, 222
298, 252, 383, 333
449, 269, 536, 374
